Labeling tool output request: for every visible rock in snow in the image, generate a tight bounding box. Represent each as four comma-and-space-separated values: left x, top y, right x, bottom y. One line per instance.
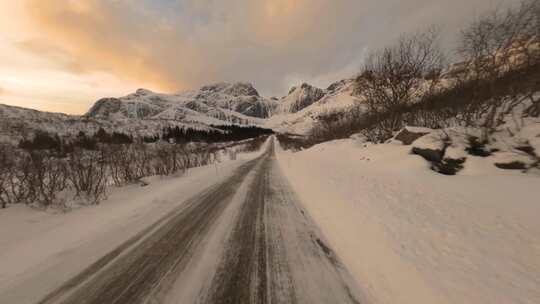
394, 126, 433, 145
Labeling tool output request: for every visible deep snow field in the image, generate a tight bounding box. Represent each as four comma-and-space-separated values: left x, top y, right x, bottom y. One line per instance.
277, 138, 540, 304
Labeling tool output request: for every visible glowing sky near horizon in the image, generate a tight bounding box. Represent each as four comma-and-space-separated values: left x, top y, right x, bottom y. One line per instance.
0, 0, 516, 114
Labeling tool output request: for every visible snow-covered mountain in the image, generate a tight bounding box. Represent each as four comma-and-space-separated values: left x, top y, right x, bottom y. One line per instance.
0, 103, 226, 144
0, 83, 281, 143
265, 79, 362, 135
0, 79, 363, 143
277, 83, 325, 114
87, 83, 277, 123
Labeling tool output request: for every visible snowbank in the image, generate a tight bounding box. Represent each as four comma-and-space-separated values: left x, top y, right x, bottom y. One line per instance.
276, 138, 540, 304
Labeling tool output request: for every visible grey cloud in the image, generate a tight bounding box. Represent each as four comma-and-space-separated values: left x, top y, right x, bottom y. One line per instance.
27, 0, 518, 96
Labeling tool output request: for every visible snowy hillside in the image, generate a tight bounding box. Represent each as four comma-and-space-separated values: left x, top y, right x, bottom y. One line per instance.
277, 83, 325, 114
0, 103, 225, 144
0, 78, 365, 142
265, 79, 362, 135
0, 83, 279, 143
87, 83, 276, 123
276, 137, 540, 304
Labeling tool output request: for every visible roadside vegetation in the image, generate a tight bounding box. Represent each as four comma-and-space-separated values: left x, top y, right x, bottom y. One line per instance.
0, 126, 271, 209
309, 0, 539, 145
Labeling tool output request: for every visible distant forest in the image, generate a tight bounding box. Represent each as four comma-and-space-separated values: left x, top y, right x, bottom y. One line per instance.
18, 124, 274, 153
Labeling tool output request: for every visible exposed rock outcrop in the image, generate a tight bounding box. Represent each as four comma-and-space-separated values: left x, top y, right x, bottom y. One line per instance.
395, 127, 432, 145
279, 83, 325, 113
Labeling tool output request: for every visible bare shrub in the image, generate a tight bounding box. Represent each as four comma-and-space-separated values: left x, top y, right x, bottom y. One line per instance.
132, 144, 154, 178
153, 144, 173, 176
459, 0, 539, 77
1, 133, 244, 210
357, 27, 445, 142
153, 144, 186, 176
195, 150, 212, 167
309, 106, 366, 143
67, 148, 107, 205
457, 0, 540, 139
314, 0, 540, 145
227, 149, 237, 160
171, 144, 188, 173
0, 147, 36, 207
28, 152, 69, 208
105, 145, 139, 186
0, 145, 16, 208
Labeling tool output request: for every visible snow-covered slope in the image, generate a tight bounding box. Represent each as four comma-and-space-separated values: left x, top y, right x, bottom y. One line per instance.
87, 83, 277, 123
0, 83, 278, 143
0, 103, 225, 144
277, 83, 325, 114
276, 138, 540, 304
0, 78, 363, 142
0, 104, 92, 144
265, 79, 361, 135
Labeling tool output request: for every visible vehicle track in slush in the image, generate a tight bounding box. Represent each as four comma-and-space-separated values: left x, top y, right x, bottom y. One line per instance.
38, 139, 362, 304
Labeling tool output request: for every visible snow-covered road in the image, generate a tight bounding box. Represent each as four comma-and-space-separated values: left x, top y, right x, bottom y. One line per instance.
5, 135, 536, 304
27, 139, 361, 304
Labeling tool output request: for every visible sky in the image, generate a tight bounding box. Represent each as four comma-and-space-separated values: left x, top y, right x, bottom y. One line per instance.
0, 0, 516, 114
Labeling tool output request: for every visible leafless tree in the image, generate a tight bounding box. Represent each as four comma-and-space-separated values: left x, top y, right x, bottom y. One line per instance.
458, 1, 538, 75
309, 106, 366, 143
358, 27, 445, 142
457, 0, 540, 139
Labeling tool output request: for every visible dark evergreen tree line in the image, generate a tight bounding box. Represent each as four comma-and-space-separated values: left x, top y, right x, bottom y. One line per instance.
19, 124, 273, 154
161, 125, 273, 144
18, 128, 134, 154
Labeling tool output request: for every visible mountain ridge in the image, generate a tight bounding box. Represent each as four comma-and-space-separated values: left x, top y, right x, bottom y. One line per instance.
0, 79, 358, 143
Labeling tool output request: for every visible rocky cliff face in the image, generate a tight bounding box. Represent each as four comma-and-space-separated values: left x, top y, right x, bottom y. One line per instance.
194, 83, 277, 118
278, 83, 325, 114
86, 82, 278, 121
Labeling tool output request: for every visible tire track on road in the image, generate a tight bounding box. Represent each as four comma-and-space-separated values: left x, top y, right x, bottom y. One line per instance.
201, 143, 362, 304
39, 153, 266, 304
38, 139, 362, 304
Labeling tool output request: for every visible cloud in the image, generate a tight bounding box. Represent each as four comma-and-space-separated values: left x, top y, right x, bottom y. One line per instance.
23, 0, 190, 91
15, 39, 86, 74
21, 0, 518, 96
